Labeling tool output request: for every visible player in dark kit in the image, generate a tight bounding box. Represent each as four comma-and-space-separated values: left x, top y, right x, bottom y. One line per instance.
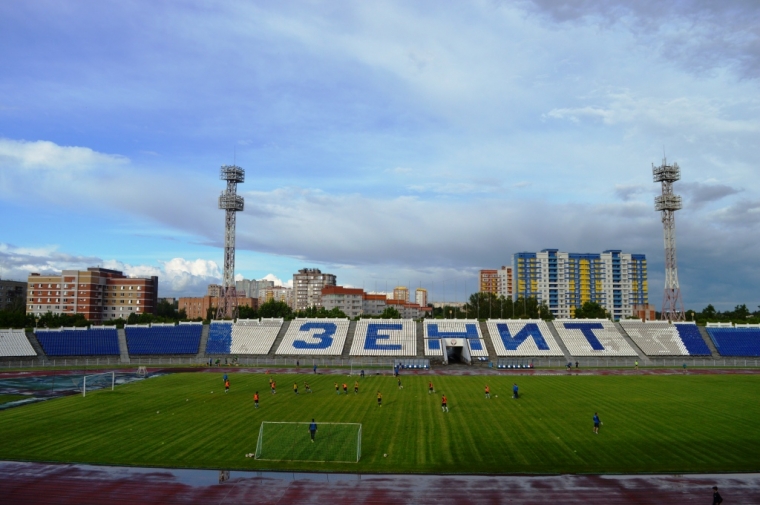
512, 383, 518, 399
593, 412, 601, 434
304, 382, 312, 393
397, 377, 403, 390
309, 419, 317, 442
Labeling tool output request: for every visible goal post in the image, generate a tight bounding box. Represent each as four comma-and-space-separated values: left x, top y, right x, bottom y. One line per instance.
82, 372, 115, 397
254, 422, 361, 463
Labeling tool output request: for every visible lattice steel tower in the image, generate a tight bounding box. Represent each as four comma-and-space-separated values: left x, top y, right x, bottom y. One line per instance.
653, 157, 685, 321
216, 165, 245, 320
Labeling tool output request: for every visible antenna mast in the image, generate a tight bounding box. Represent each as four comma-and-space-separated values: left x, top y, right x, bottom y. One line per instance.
216, 165, 245, 320
653, 157, 685, 321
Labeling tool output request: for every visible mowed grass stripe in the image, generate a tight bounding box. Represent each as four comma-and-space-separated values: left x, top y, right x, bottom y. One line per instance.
1, 372, 759, 473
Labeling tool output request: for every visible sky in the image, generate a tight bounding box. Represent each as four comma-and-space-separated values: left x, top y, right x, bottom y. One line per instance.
0, 0, 758, 310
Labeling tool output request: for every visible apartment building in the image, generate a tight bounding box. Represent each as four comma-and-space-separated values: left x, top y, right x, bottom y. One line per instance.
293, 268, 336, 310
415, 288, 428, 307
0, 279, 27, 311
27, 267, 158, 323
178, 296, 257, 320
513, 249, 648, 320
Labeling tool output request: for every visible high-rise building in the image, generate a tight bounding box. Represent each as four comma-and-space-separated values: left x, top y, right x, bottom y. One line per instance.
513, 249, 648, 320
393, 286, 409, 302
480, 267, 514, 298
321, 286, 365, 318
207, 284, 223, 297
415, 288, 428, 307
0, 279, 27, 311
27, 267, 158, 323
235, 278, 275, 299
178, 295, 257, 320
261, 285, 293, 308
293, 268, 336, 310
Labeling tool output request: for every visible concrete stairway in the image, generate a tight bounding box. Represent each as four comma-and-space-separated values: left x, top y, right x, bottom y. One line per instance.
341, 320, 357, 358
416, 321, 425, 357
478, 321, 498, 362
698, 325, 721, 358
267, 320, 291, 357
196, 324, 210, 359
117, 328, 130, 364
614, 321, 647, 363
24, 331, 45, 358
546, 321, 573, 363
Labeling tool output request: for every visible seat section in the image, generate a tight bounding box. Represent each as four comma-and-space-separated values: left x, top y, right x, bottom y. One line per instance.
206, 322, 232, 354
673, 323, 712, 355
275, 318, 349, 355
35, 328, 120, 356
424, 338, 443, 356
553, 319, 638, 356
486, 319, 564, 356
230, 318, 282, 355
706, 326, 760, 356
424, 320, 488, 357
125, 323, 202, 355
350, 319, 417, 356
620, 320, 711, 356
0, 329, 37, 357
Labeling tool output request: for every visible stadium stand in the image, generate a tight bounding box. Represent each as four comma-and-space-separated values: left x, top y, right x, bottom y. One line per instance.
206, 321, 232, 354
706, 325, 760, 356
231, 318, 282, 355
275, 318, 350, 355
620, 320, 711, 356
486, 319, 565, 356
0, 329, 37, 357
350, 319, 417, 356
125, 323, 202, 355
424, 338, 443, 356
552, 319, 639, 356
35, 327, 120, 356
424, 320, 489, 357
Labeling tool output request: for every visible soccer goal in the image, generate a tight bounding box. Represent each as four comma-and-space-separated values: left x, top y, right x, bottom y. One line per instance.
254, 422, 361, 463
81, 372, 115, 397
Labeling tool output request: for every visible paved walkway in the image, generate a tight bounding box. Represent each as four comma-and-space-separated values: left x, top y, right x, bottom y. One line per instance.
1, 462, 759, 504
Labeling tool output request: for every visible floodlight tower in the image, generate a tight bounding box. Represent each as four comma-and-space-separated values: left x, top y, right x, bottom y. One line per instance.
216, 165, 245, 320
653, 157, 685, 321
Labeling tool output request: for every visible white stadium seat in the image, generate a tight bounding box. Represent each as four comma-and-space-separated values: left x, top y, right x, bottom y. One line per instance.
231, 318, 283, 355
424, 320, 488, 357
0, 329, 37, 357
350, 319, 417, 357
275, 318, 350, 355
552, 319, 638, 357
486, 319, 564, 356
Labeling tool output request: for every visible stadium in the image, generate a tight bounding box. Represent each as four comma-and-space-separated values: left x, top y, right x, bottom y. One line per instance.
1, 319, 760, 503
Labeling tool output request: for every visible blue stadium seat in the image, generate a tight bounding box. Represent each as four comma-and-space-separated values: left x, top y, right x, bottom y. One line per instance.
706, 328, 760, 357
36, 329, 120, 356
125, 325, 202, 355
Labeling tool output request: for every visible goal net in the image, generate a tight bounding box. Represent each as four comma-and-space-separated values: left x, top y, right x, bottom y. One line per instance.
254, 422, 361, 463
78, 372, 115, 397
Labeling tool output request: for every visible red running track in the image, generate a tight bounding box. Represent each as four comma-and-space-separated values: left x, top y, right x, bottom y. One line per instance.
1, 462, 759, 505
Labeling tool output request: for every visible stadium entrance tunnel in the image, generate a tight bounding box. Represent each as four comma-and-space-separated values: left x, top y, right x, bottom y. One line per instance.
443, 338, 471, 365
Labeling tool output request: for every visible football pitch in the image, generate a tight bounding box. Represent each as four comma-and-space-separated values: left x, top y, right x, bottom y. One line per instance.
0, 371, 758, 474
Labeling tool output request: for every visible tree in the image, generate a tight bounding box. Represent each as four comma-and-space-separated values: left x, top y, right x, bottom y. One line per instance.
573, 301, 609, 319
156, 299, 177, 319
258, 300, 293, 319
237, 304, 258, 319
380, 306, 401, 319
701, 304, 717, 319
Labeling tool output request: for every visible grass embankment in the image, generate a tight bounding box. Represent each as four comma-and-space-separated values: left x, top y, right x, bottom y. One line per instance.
0, 372, 758, 474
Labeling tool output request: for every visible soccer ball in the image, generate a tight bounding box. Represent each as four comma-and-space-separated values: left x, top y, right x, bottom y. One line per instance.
156, 411, 159, 414
495, 395, 498, 398
383, 454, 387, 457
211, 391, 214, 394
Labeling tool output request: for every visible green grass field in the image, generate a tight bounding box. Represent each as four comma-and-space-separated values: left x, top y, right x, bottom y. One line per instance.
0, 394, 26, 405
0, 372, 758, 474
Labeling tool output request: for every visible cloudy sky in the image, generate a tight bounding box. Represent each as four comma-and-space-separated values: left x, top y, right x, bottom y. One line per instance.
1, 1, 758, 310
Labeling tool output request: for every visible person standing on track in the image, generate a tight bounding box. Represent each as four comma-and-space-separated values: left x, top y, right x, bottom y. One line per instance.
485, 384, 490, 399
377, 391, 382, 407
313, 364, 317, 374
712, 486, 723, 505
593, 412, 601, 434
441, 394, 449, 412
253, 391, 259, 409
309, 419, 317, 442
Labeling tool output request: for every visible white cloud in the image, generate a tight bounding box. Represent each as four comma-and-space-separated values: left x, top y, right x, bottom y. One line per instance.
262, 273, 293, 288
0, 138, 128, 171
